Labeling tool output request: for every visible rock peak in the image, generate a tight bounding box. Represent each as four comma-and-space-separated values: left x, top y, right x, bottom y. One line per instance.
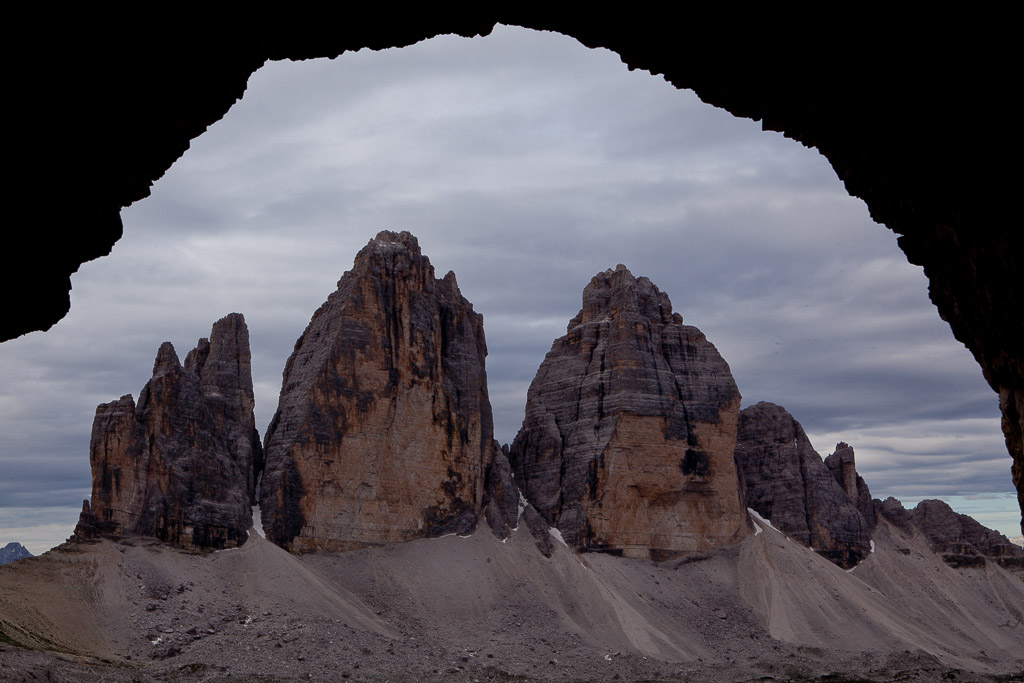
511, 268, 746, 559
358, 230, 422, 260
74, 314, 260, 550
261, 231, 494, 553
825, 441, 877, 527
153, 341, 181, 375
209, 312, 248, 350
341, 231, 436, 294
0, 542, 32, 565
571, 264, 681, 331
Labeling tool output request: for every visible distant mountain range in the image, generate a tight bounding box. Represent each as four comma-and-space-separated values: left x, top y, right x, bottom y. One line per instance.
5, 231, 1021, 680
0, 542, 32, 565
71, 230, 1024, 572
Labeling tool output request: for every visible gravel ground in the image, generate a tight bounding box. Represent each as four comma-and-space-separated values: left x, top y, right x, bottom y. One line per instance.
1, 517, 1022, 682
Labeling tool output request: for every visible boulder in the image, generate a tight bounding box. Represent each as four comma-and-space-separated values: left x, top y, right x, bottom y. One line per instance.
509, 265, 748, 560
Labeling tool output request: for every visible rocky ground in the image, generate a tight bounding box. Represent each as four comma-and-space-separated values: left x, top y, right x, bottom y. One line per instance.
2, 516, 1023, 682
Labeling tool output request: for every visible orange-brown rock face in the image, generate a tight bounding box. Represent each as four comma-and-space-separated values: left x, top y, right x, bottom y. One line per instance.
260, 231, 494, 552
509, 265, 748, 560
74, 313, 261, 550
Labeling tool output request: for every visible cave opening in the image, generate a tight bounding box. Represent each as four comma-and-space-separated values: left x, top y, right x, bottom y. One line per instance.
0, 25, 1015, 554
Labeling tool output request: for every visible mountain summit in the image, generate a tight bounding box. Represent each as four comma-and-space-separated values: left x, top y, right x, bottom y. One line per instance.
0, 542, 32, 565
260, 231, 495, 552
510, 265, 749, 559
73, 313, 260, 550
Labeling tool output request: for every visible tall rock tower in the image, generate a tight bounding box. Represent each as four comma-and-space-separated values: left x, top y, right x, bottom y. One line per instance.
260, 231, 494, 552
509, 265, 748, 560
74, 313, 261, 550
825, 441, 877, 529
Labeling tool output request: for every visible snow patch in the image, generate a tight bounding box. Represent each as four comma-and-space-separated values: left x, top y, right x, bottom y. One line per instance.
549, 527, 568, 547
251, 505, 266, 539
517, 491, 528, 523
870, 540, 875, 553
151, 636, 164, 646
747, 508, 777, 533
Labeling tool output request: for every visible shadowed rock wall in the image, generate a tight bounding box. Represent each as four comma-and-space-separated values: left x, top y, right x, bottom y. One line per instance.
735, 402, 874, 569
9, 11, 1021, 531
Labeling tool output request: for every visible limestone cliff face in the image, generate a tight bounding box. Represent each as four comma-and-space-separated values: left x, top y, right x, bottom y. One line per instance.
260, 231, 494, 552
878, 497, 1024, 570
735, 402, 873, 568
509, 265, 748, 560
74, 313, 260, 550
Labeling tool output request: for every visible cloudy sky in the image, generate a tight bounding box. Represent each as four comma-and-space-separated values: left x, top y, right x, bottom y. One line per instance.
1, 26, 1018, 554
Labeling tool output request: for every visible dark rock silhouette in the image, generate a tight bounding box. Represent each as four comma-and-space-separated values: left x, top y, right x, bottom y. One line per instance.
0, 542, 32, 565
260, 231, 494, 552
510, 265, 748, 559
735, 402, 873, 569
73, 314, 260, 550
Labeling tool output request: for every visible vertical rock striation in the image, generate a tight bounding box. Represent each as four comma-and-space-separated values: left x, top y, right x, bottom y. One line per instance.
509, 265, 748, 560
735, 402, 873, 568
260, 231, 494, 552
74, 313, 260, 550
183, 314, 264, 505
